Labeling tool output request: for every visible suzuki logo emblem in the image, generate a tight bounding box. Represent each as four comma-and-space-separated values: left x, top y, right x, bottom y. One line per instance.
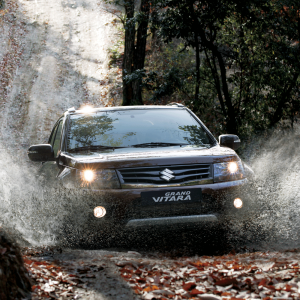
160, 168, 175, 182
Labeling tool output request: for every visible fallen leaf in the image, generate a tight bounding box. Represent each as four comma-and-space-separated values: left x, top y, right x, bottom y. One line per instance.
182, 282, 196, 291
190, 288, 204, 295
215, 278, 238, 286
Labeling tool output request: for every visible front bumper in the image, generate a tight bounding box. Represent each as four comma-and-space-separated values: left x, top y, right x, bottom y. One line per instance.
125, 214, 218, 228
78, 178, 253, 229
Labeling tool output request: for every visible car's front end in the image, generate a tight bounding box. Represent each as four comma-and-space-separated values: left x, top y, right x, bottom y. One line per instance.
28, 105, 255, 239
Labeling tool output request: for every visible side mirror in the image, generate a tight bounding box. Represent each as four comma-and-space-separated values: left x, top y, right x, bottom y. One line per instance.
219, 134, 240, 150
27, 144, 54, 162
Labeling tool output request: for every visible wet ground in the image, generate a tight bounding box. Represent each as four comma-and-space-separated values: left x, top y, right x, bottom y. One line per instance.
21, 228, 300, 299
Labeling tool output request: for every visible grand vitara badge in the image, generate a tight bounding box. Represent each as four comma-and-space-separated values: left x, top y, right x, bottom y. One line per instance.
160, 168, 175, 181
141, 189, 202, 206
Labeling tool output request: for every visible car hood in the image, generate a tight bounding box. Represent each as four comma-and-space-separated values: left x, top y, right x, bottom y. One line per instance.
59, 145, 239, 169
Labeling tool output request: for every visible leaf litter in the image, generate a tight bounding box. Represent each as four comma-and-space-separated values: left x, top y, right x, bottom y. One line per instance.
22, 247, 105, 299
20, 246, 300, 299
113, 249, 300, 300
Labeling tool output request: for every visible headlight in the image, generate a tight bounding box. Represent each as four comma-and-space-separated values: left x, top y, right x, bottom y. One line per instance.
79, 169, 121, 189
214, 160, 245, 183
82, 170, 95, 182
58, 168, 121, 189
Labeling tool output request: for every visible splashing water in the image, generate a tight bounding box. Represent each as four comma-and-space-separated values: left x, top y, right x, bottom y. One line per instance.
0, 150, 61, 245
0, 150, 94, 246
1, 130, 300, 251
238, 130, 300, 250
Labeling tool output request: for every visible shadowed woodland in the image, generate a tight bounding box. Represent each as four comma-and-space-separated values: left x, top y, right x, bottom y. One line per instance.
107, 0, 300, 138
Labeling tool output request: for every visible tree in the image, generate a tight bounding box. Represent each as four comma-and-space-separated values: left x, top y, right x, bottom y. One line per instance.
122, 0, 136, 105
155, 0, 241, 133
109, 0, 151, 105
260, 1, 300, 128
151, 0, 300, 135
132, 0, 150, 104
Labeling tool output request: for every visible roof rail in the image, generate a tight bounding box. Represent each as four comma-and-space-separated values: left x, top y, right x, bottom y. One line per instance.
67, 107, 76, 113
166, 102, 185, 107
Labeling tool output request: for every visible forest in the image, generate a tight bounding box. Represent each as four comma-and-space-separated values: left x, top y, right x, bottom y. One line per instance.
110, 0, 300, 137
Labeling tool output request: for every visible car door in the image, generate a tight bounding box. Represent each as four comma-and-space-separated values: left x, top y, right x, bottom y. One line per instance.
38, 118, 64, 182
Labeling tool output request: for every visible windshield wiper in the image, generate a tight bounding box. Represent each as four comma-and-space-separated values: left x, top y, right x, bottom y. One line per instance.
130, 142, 189, 148
68, 145, 126, 152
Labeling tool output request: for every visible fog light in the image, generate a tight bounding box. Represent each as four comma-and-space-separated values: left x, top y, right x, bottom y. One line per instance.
233, 198, 243, 209
94, 206, 106, 218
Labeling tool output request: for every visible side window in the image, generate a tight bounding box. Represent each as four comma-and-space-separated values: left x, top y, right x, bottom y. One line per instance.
49, 120, 63, 157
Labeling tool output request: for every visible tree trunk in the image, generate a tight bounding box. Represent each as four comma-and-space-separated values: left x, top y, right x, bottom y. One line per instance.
122, 1, 135, 106
214, 49, 238, 134
132, 0, 150, 105
269, 72, 299, 127
189, 3, 238, 134
194, 30, 200, 103
204, 49, 227, 117
200, 33, 238, 133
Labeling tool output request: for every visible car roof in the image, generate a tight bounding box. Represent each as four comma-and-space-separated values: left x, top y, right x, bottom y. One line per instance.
66, 104, 186, 115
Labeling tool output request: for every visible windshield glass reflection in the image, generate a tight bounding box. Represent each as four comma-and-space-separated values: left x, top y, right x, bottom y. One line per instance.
67, 109, 213, 150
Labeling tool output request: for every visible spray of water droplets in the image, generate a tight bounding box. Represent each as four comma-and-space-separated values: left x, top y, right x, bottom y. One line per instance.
0, 150, 100, 247
232, 130, 300, 250
0, 130, 300, 251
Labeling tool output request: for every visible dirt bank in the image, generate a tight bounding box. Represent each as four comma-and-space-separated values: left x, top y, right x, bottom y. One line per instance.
0, 0, 121, 151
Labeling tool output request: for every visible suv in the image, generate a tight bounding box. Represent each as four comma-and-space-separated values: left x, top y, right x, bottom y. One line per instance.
28, 104, 254, 242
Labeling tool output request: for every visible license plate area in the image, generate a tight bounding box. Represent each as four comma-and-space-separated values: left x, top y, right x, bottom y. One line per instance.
141, 188, 202, 206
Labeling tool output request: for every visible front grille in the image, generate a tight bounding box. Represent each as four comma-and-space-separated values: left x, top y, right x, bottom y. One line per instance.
117, 164, 212, 186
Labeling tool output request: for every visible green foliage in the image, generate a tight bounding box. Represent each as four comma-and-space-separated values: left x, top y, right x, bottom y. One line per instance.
107, 0, 300, 136
144, 67, 184, 100
142, 42, 195, 103
108, 37, 124, 68
144, 0, 300, 136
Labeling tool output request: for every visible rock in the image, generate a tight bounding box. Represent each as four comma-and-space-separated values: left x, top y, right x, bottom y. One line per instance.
0, 229, 31, 300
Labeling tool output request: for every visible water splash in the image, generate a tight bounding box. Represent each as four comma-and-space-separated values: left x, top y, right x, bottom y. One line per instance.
1, 130, 300, 251
0, 149, 86, 246
238, 130, 300, 250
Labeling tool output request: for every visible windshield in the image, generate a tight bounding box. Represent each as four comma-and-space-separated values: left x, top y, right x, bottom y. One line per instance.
67, 109, 213, 150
